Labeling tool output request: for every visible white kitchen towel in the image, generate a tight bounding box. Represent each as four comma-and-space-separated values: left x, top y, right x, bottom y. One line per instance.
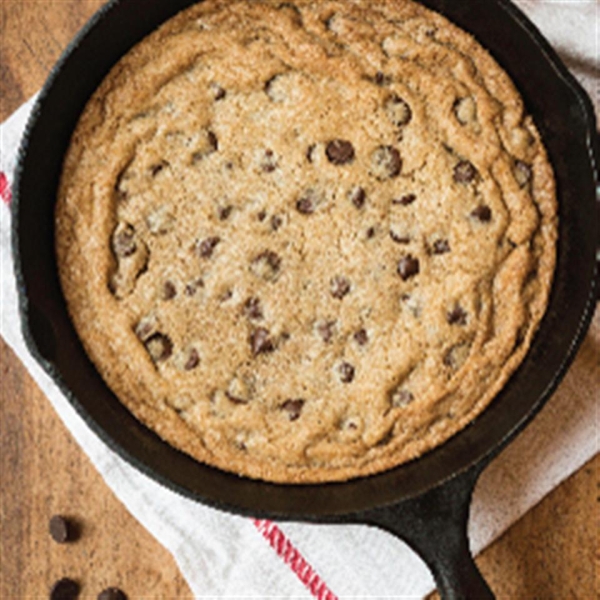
1, 2, 598, 598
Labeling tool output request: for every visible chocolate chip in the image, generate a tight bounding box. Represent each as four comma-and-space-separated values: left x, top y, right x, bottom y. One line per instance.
391, 388, 414, 407
471, 205, 492, 222
453, 160, 478, 183
219, 289, 233, 302
207, 131, 219, 151
397, 255, 420, 280
49, 515, 73, 544
218, 205, 233, 221
271, 215, 283, 231
244, 297, 263, 320
184, 348, 200, 371
296, 189, 321, 214
330, 276, 351, 299
447, 305, 468, 325
385, 94, 412, 127
348, 186, 366, 209
162, 281, 177, 300
145, 333, 173, 362
251, 250, 281, 281
250, 327, 275, 355
366, 227, 376, 239
225, 391, 249, 405
210, 82, 226, 101
432, 239, 451, 254
112, 223, 137, 258
316, 319, 336, 343
371, 145, 402, 179
97, 588, 127, 600
354, 328, 369, 346
50, 578, 80, 600
261, 149, 278, 172
306, 144, 316, 163
374, 71, 391, 86
185, 277, 204, 296
326, 139, 355, 165
514, 160, 532, 187
150, 160, 168, 177
390, 231, 411, 244
197, 236, 221, 258
257, 210, 267, 222
338, 362, 355, 383
281, 399, 305, 421
393, 194, 416, 206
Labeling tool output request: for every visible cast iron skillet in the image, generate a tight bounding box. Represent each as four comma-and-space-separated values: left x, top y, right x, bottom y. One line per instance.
12, 0, 599, 597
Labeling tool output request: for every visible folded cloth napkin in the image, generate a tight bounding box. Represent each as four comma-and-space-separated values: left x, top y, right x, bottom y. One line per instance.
1, 2, 598, 597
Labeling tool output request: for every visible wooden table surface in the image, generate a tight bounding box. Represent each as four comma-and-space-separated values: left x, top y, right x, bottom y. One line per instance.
0, 1, 597, 598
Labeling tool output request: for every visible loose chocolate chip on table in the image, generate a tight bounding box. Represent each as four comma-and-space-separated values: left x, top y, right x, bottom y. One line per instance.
250, 327, 275, 356
432, 239, 451, 255
514, 160, 532, 187
354, 328, 369, 346
326, 139, 355, 165
330, 275, 351, 299
371, 145, 402, 179
453, 160, 478, 183
390, 231, 410, 244
397, 255, 420, 280
316, 319, 336, 342
49, 515, 74, 544
162, 280, 177, 300
244, 297, 264, 320
338, 362, 355, 383
197, 236, 221, 258
471, 204, 492, 222
251, 250, 282, 281
348, 186, 366, 209
447, 305, 468, 325
145, 333, 173, 362
281, 399, 305, 421
184, 348, 200, 371
385, 94, 412, 127
111, 223, 137, 258
50, 578, 80, 600
391, 388, 414, 407
393, 193, 416, 206
97, 588, 127, 600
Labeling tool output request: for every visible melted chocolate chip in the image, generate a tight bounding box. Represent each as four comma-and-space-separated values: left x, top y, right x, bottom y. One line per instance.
162, 281, 176, 300
447, 305, 468, 325
296, 189, 320, 214
316, 320, 336, 343
514, 160, 532, 187
385, 94, 412, 127
374, 71, 391, 86
348, 186, 366, 209
112, 223, 137, 258
218, 205, 233, 221
306, 144, 316, 163
97, 588, 127, 600
453, 160, 478, 183
145, 333, 173, 362
184, 348, 200, 371
261, 149, 278, 172
432, 239, 451, 255
185, 278, 204, 296
391, 388, 414, 407
393, 194, 416, 206
244, 297, 264, 320
471, 205, 492, 222
257, 210, 267, 222
366, 227, 376, 239
271, 215, 283, 231
251, 250, 282, 281
150, 160, 168, 177
372, 145, 402, 179
210, 82, 226, 101
225, 391, 249, 405
390, 231, 411, 244
326, 139, 355, 165
281, 398, 305, 421
50, 578, 80, 600
250, 327, 275, 355
354, 329, 369, 346
330, 276, 351, 299
197, 236, 221, 258
338, 362, 355, 383
397, 255, 420, 280
207, 131, 219, 152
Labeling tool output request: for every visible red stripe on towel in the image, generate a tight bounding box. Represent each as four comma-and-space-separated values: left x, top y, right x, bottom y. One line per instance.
253, 519, 339, 600
0, 172, 12, 205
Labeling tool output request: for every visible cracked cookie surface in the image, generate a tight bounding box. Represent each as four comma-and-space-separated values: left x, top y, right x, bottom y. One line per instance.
56, 0, 557, 483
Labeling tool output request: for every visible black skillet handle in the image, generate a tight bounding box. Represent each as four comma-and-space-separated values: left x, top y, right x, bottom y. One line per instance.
359, 465, 493, 600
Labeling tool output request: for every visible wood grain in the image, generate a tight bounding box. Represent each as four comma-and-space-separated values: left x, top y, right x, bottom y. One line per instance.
0, 1, 597, 598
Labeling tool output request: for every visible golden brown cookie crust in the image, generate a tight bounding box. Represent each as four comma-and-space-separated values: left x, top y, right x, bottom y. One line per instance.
56, 0, 557, 483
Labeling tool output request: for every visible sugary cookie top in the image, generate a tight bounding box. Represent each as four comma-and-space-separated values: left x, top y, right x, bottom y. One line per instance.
56, 0, 556, 482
